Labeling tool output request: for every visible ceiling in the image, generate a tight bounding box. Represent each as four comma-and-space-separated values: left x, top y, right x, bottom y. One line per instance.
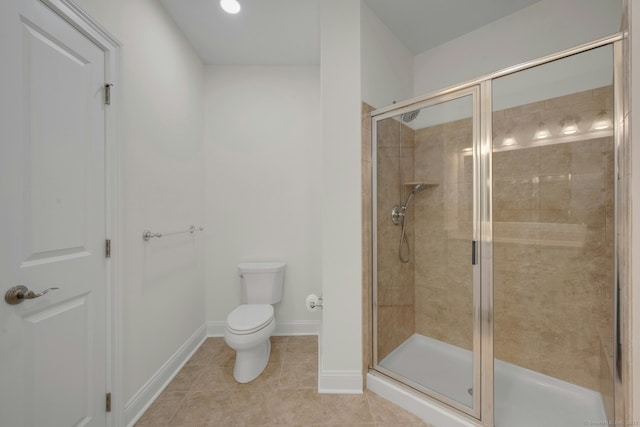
159, 0, 320, 65
159, 0, 542, 65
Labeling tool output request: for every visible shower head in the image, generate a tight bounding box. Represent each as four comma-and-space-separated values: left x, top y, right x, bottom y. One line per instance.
411, 183, 427, 195
402, 110, 420, 123
402, 183, 429, 209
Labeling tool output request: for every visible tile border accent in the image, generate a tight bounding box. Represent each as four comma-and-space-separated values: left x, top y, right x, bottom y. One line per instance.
206, 320, 321, 337
124, 324, 207, 427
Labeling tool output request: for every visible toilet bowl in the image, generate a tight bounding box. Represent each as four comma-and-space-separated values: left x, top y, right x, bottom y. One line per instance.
224, 262, 286, 383
224, 304, 276, 383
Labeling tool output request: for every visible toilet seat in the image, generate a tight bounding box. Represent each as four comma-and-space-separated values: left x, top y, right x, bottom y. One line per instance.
226, 304, 274, 335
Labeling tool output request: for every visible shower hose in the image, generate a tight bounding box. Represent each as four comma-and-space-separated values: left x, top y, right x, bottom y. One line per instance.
399, 209, 410, 263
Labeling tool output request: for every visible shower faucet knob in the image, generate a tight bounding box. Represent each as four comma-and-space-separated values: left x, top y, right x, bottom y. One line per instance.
391, 205, 405, 225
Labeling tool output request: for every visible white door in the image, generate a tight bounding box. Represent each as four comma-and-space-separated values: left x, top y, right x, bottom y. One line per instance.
0, 0, 108, 426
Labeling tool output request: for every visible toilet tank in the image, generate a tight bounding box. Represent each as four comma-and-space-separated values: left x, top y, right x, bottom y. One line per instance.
238, 262, 286, 304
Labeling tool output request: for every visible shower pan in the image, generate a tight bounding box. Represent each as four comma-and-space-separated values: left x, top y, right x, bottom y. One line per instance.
369, 38, 623, 427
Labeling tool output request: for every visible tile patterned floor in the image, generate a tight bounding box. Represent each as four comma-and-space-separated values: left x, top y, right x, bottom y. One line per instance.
135, 335, 433, 426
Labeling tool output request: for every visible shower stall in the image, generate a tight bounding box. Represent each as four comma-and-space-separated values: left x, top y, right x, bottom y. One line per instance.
368, 36, 624, 427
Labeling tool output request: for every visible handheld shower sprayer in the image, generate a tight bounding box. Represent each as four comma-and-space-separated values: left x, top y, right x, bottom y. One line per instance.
391, 183, 429, 263
391, 183, 428, 225
403, 183, 427, 209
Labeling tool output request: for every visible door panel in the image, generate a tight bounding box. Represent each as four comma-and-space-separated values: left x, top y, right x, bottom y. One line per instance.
373, 87, 481, 417
491, 45, 615, 426
24, 18, 91, 259
23, 18, 93, 263
28, 296, 90, 426
0, 0, 107, 426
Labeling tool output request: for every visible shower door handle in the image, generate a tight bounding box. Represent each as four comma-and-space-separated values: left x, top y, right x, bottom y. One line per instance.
471, 241, 478, 265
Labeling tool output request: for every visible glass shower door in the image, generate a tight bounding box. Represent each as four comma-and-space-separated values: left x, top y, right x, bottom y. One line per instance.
372, 87, 481, 416
491, 45, 616, 426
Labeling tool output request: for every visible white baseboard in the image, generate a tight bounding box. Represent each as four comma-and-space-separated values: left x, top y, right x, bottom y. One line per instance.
124, 324, 207, 427
273, 320, 321, 336
318, 370, 364, 394
207, 320, 320, 337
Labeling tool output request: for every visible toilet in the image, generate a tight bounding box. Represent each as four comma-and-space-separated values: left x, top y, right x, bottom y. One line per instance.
224, 262, 286, 383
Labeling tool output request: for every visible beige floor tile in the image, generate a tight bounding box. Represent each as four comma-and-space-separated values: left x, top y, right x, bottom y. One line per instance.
278, 361, 317, 389
282, 348, 317, 364
261, 389, 323, 425
230, 361, 282, 390
321, 394, 375, 424
286, 336, 318, 353
210, 343, 236, 365
269, 341, 287, 362
218, 389, 270, 426
200, 337, 225, 351
135, 391, 186, 427
137, 335, 433, 427
185, 346, 213, 366
190, 364, 236, 391
374, 423, 432, 427
168, 390, 229, 426
270, 335, 290, 343
324, 425, 375, 427
283, 336, 319, 364
165, 364, 207, 393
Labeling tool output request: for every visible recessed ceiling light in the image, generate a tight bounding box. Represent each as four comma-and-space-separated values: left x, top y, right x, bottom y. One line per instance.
220, 0, 241, 14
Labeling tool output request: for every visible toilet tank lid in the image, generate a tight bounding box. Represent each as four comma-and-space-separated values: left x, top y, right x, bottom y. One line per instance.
238, 262, 286, 273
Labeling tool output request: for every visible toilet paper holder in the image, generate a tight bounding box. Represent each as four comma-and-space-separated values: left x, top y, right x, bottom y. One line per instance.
309, 297, 323, 309
306, 293, 323, 311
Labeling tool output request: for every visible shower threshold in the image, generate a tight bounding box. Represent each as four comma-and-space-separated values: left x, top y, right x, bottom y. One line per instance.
378, 334, 606, 427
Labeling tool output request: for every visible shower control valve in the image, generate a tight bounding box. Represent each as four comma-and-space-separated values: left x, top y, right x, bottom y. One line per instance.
391, 205, 405, 225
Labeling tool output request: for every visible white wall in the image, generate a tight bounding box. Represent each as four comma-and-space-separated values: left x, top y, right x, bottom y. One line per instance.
360, 1, 413, 109
414, 0, 623, 96
72, 0, 206, 412
319, 0, 363, 392
203, 66, 322, 329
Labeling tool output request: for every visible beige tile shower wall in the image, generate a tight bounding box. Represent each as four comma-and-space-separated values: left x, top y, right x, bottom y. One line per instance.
411, 87, 613, 392
375, 113, 416, 361
491, 86, 614, 392
413, 118, 475, 351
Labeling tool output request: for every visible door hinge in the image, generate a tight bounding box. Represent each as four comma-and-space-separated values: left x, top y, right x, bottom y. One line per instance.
105, 83, 113, 105
106, 392, 112, 412
105, 239, 111, 258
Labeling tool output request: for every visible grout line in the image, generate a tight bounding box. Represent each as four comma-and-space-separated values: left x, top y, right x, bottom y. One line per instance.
164, 391, 189, 427
276, 339, 287, 389
363, 390, 376, 424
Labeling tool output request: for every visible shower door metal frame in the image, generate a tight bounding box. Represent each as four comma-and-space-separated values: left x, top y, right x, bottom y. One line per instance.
613, 37, 626, 425
371, 85, 483, 420
370, 32, 626, 427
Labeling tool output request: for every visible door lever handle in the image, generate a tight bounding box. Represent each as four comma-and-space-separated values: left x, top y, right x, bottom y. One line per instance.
5, 285, 59, 305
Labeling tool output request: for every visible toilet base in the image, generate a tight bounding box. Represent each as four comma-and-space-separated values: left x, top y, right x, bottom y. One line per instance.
232, 338, 271, 383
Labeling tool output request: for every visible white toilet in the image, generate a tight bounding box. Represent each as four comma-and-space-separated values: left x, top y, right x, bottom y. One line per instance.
224, 262, 286, 383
